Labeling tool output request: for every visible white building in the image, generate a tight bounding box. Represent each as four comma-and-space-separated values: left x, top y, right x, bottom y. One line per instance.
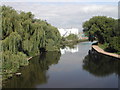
58, 28, 79, 37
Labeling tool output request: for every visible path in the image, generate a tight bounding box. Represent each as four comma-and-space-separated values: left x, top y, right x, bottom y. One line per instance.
92, 45, 120, 59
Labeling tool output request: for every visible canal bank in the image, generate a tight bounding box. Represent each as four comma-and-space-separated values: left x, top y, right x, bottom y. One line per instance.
92, 45, 120, 59
2, 41, 119, 88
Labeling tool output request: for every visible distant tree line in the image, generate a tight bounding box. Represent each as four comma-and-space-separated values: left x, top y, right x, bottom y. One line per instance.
0, 5, 61, 79
83, 16, 120, 54
66, 34, 79, 41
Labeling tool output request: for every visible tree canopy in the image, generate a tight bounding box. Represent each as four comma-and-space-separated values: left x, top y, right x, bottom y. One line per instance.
1, 5, 61, 79
83, 16, 120, 53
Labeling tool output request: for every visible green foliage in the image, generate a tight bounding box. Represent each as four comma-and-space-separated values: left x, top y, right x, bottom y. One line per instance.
2, 51, 61, 88
66, 34, 78, 40
1, 6, 61, 80
98, 43, 109, 50
83, 16, 120, 53
2, 51, 28, 80
2, 32, 22, 53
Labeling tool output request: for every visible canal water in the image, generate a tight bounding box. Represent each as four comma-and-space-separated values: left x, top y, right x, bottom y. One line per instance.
2, 42, 120, 88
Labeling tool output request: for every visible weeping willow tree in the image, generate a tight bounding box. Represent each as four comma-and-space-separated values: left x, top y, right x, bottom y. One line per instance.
1, 5, 61, 80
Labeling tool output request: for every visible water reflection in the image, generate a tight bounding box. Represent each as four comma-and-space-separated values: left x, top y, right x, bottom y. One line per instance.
60, 45, 78, 54
2, 42, 119, 88
83, 49, 120, 77
2, 51, 61, 88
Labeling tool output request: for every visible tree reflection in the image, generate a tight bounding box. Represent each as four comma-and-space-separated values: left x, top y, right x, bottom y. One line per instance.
83, 49, 120, 77
2, 51, 61, 88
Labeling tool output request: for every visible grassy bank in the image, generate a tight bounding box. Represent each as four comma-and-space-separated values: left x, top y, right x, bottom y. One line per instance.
98, 43, 120, 55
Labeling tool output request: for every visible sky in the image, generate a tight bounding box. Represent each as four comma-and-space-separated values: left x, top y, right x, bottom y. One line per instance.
1, 0, 119, 32
1, 0, 119, 2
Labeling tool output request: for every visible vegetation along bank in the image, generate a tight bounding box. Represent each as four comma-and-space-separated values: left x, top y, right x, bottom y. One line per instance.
83, 16, 120, 55
1, 6, 61, 80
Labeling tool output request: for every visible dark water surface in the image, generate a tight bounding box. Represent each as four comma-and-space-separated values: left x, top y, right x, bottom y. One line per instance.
2, 42, 120, 88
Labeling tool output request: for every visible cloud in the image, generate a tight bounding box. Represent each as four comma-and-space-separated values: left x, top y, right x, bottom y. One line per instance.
2, 2, 118, 31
